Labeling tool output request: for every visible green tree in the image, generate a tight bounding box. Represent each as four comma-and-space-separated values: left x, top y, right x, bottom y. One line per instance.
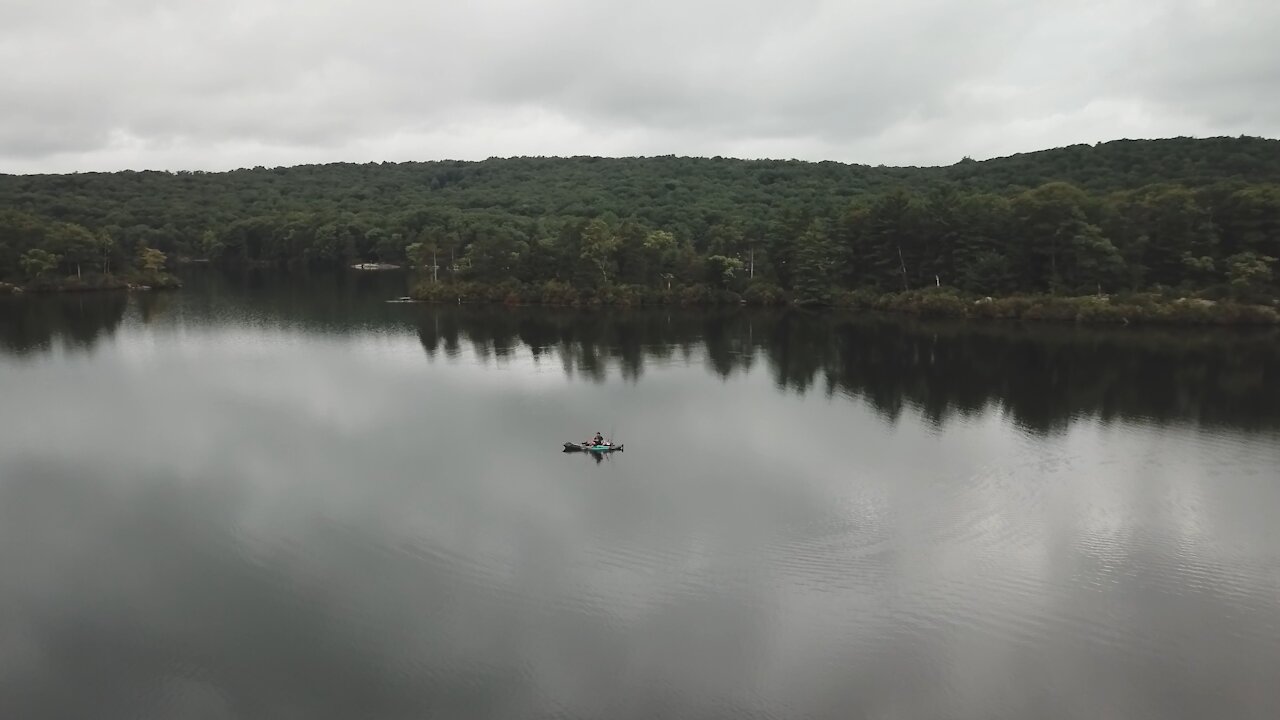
614, 220, 650, 285
462, 226, 524, 282
1108, 185, 1217, 290
791, 222, 836, 305
405, 242, 427, 268
96, 230, 118, 275
643, 230, 678, 287
705, 221, 745, 258
199, 229, 224, 261
379, 232, 405, 264
48, 222, 97, 279
138, 246, 167, 273
1067, 223, 1126, 294
20, 248, 61, 280
363, 228, 389, 263
1214, 186, 1280, 259
578, 219, 618, 285
865, 189, 918, 291
704, 255, 744, 290
952, 194, 1016, 295
1180, 253, 1217, 288
1225, 252, 1277, 301
1011, 182, 1094, 293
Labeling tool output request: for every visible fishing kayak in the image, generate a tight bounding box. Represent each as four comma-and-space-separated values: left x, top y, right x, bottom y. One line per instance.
563, 442, 624, 453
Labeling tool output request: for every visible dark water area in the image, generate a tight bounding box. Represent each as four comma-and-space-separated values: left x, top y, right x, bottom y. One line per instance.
1, 269, 1278, 719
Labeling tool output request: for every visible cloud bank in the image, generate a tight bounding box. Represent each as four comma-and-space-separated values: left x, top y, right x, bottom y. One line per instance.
1, 0, 1277, 172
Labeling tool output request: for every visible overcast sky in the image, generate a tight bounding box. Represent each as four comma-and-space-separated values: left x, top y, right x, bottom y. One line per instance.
2, 0, 1277, 173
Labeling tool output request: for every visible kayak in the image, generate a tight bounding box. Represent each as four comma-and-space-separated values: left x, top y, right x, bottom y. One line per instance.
563, 442, 624, 453
563, 442, 623, 453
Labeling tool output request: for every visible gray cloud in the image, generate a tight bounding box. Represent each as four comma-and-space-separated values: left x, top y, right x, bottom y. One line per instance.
0, 0, 1277, 172
1119, 0, 1280, 125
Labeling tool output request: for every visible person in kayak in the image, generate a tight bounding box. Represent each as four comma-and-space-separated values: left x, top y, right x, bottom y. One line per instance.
592, 432, 605, 446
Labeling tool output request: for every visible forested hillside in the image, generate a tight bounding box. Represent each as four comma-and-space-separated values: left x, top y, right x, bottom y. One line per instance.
1, 136, 1277, 305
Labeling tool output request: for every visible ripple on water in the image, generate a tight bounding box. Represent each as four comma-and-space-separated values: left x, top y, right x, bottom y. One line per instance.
139, 673, 234, 720
763, 494, 895, 594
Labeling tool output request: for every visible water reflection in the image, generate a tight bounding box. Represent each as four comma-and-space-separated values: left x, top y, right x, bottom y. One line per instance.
3, 277, 1278, 434
410, 307, 1280, 432
0, 292, 128, 356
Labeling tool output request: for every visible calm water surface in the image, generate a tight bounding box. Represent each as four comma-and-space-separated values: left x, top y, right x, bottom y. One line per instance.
2, 270, 1279, 719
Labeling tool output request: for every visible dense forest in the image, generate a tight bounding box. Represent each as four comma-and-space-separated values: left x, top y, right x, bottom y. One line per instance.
1, 136, 1277, 316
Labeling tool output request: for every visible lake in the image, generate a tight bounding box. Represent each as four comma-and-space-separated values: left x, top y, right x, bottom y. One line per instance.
2, 269, 1279, 720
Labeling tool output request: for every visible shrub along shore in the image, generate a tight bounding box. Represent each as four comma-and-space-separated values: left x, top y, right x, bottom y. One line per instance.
410, 280, 1279, 325
0, 271, 181, 294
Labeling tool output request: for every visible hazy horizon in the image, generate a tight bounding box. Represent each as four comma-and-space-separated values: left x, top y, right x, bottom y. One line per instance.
4, 133, 1275, 177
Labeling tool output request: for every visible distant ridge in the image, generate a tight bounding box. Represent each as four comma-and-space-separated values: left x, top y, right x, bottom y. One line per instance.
2, 135, 1277, 306
4, 135, 1279, 185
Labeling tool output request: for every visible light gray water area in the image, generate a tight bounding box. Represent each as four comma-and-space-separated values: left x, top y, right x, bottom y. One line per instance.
2, 269, 1278, 719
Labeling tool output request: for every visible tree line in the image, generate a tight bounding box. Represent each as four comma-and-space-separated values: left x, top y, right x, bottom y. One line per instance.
1, 137, 1276, 304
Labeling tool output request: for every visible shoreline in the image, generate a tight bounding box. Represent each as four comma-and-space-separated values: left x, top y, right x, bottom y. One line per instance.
0, 274, 183, 295
409, 282, 1280, 325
